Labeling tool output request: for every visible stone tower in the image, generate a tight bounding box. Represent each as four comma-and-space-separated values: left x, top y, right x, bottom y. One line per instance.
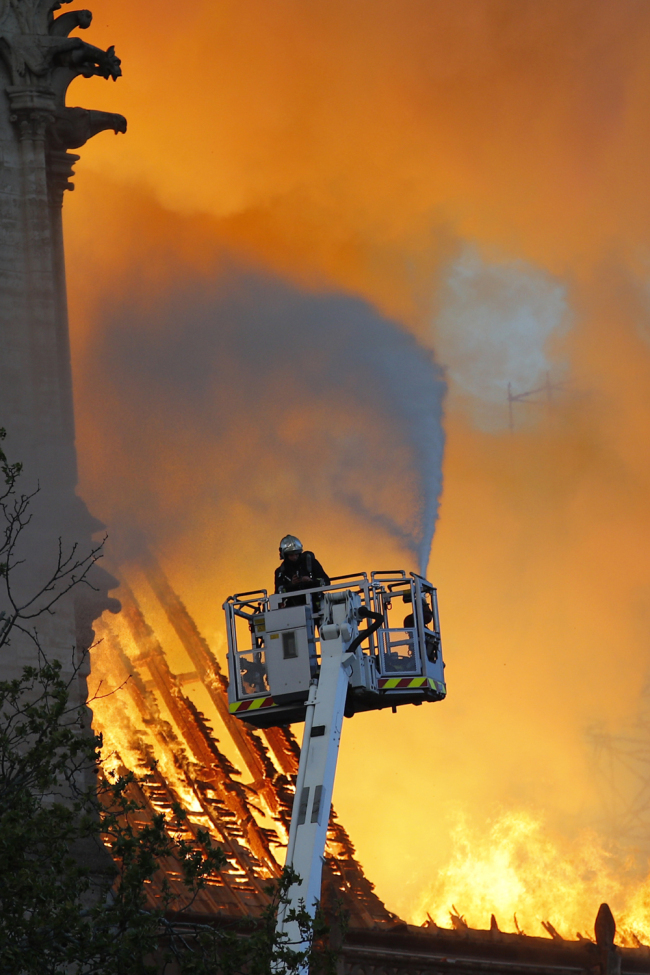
0, 0, 124, 678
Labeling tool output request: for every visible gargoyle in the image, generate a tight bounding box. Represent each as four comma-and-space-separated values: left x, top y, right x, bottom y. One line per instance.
48, 105, 126, 150
5, 0, 75, 37
0, 33, 120, 87
49, 8, 92, 37
61, 37, 120, 80
2, 0, 126, 164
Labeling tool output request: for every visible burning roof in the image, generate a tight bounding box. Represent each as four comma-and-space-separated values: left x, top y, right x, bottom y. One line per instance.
89, 551, 650, 975
90, 550, 397, 927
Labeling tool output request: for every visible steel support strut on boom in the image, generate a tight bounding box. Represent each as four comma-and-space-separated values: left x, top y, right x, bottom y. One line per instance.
223, 569, 446, 965
276, 591, 358, 951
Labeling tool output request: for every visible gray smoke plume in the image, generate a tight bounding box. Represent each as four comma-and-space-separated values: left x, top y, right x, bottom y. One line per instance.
87, 264, 445, 574
433, 245, 569, 431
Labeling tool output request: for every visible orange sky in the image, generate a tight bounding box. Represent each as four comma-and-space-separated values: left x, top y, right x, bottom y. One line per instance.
64, 0, 650, 935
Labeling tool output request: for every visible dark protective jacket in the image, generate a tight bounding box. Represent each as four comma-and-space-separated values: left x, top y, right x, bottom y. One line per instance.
274, 551, 330, 595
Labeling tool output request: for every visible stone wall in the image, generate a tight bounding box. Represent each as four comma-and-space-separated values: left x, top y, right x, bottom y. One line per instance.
0, 0, 124, 683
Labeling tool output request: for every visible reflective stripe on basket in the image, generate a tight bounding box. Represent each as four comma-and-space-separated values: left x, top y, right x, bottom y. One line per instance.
229, 696, 277, 713
378, 676, 446, 694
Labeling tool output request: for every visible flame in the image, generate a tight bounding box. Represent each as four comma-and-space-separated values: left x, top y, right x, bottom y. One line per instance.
90, 622, 209, 816
416, 810, 650, 945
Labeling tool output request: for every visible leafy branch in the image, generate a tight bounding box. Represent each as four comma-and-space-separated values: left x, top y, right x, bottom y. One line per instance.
0, 433, 336, 974
0, 428, 105, 653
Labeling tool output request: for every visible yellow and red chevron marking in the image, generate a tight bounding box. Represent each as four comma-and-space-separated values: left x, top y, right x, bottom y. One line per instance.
229, 696, 277, 714
379, 676, 446, 694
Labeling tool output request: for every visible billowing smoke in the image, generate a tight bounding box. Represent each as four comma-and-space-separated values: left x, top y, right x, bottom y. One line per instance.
85, 262, 445, 577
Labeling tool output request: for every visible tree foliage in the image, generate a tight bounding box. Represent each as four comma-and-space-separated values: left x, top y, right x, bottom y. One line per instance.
0, 429, 332, 974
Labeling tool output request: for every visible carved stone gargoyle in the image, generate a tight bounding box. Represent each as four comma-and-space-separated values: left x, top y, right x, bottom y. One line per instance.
0, 0, 126, 184
49, 106, 126, 150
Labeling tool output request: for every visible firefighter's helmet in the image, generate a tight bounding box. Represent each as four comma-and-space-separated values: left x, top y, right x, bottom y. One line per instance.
279, 534, 303, 558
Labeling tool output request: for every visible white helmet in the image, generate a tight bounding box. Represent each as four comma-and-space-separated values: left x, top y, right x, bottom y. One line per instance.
279, 534, 303, 558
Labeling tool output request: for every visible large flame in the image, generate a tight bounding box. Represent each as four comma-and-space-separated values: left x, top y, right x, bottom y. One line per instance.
417, 810, 650, 946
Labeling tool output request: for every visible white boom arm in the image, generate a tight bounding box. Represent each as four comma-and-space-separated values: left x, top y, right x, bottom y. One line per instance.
224, 573, 446, 967
276, 593, 357, 955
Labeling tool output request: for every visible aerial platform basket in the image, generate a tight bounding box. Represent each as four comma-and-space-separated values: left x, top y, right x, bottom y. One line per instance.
224, 570, 446, 729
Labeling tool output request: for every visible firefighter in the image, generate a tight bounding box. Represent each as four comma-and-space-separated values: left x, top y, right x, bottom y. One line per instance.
403, 596, 440, 663
274, 535, 330, 606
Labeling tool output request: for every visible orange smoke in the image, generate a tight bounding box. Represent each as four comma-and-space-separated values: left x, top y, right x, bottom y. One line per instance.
64, 0, 650, 935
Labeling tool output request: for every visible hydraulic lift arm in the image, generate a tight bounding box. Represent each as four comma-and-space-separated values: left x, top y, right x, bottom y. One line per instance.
276, 598, 356, 952
224, 571, 446, 968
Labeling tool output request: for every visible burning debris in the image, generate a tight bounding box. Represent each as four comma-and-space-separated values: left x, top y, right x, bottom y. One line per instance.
91, 550, 396, 927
